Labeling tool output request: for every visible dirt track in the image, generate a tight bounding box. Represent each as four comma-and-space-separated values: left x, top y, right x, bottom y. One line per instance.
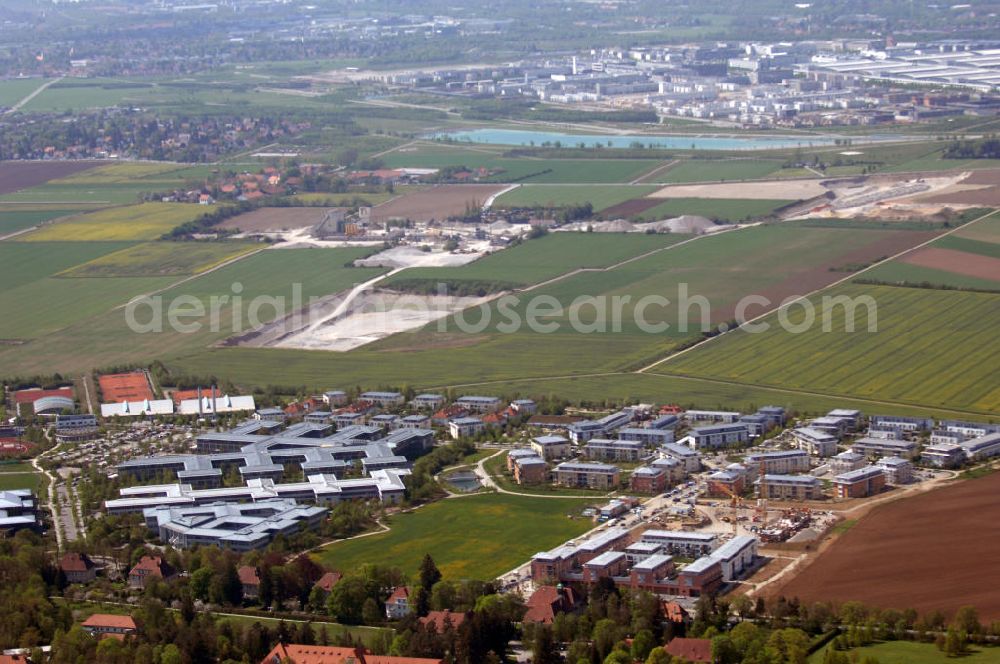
218, 207, 342, 232
0, 161, 99, 195
773, 472, 1000, 620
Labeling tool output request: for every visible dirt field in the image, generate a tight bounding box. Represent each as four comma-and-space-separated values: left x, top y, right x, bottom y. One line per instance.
217, 207, 344, 232
98, 372, 153, 402
0, 161, 100, 195
901, 247, 1000, 280
916, 170, 1000, 206
773, 472, 1000, 620
650, 180, 828, 200
372, 184, 506, 222
601, 198, 663, 218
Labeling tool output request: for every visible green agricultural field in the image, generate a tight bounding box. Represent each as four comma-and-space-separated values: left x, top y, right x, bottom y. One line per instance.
651, 159, 785, 183
956, 211, 1000, 243
20, 203, 219, 241
661, 284, 1000, 414
160, 225, 936, 394
862, 262, 1000, 290
312, 493, 593, 581
0, 473, 42, 491
934, 235, 1000, 259
385, 232, 689, 292
809, 641, 1000, 664
495, 184, 658, 211
58, 241, 260, 278
0, 78, 46, 107
0, 241, 133, 287
634, 198, 792, 222
0, 247, 385, 374
0, 209, 85, 236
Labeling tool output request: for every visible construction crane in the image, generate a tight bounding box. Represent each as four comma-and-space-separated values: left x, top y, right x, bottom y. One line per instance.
718, 484, 743, 536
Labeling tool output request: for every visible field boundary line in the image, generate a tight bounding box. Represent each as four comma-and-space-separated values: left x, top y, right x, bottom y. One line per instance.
631, 159, 678, 184
635, 208, 1000, 373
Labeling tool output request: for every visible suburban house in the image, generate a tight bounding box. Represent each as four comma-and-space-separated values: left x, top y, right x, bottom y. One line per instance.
419, 610, 469, 633
80, 614, 137, 640
313, 571, 343, 598
238, 566, 261, 599
128, 555, 176, 589
385, 586, 412, 620
60, 551, 97, 584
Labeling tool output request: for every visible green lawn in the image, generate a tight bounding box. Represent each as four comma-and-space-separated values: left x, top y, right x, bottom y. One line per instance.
809, 640, 1000, 664
385, 231, 689, 292
312, 493, 593, 581
634, 198, 792, 222
662, 283, 1000, 415
0, 473, 42, 491
495, 185, 659, 211
483, 452, 613, 497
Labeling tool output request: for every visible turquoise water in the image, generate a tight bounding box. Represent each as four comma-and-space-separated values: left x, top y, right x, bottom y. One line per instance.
430, 128, 902, 151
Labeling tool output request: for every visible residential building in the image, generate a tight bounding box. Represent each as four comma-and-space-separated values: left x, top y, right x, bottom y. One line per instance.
410, 393, 445, 410
827, 409, 863, 430
255, 408, 287, 423
530, 435, 571, 460
81, 614, 137, 640
598, 499, 630, 520
649, 414, 680, 430
322, 390, 348, 406
510, 399, 537, 415
664, 638, 713, 663
631, 466, 668, 494
313, 571, 342, 598
745, 450, 810, 474
552, 462, 621, 489
618, 427, 674, 446
877, 456, 913, 485
921, 443, 965, 468
660, 443, 701, 472
830, 451, 866, 474
420, 610, 469, 633
852, 437, 918, 460
566, 410, 633, 443
707, 535, 758, 582
625, 541, 665, 565
869, 415, 932, 433
582, 551, 629, 583
683, 423, 750, 450
739, 414, 770, 437
128, 555, 176, 589
756, 406, 788, 428
941, 420, 1000, 439
584, 438, 644, 461
651, 456, 687, 482
60, 552, 97, 584
385, 586, 412, 620
449, 417, 484, 439
929, 430, 966, 446
808, 416, 851, 438
706, 469, 745, 497
683, 410, 741, 424
753, 474, 822, 500
513, 455, 549, 485
359, 391, 404, 408
454, 395, 502, 413
259, 644, 442, 664
239, 566, 261, 599
639, 530, 718, 557
833, 465, 885, 499
397, 414, 430, 429
793, 427, 839, 457
960, 432, 1000, 461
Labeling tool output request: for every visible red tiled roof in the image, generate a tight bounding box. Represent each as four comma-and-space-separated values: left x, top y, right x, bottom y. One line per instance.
314, 571, 342, 593
386, 586, 410, 602
662, 601, 689, 623
664, 637, 713, 663
523, 585, 576, 624
129, 555, 174, 579
418, 610, 468, 634
0, 655, 31, 664
81, 614, 137, 630
260, 644, 442, 664
60, 552, 96, 573
238, 566, 260, 587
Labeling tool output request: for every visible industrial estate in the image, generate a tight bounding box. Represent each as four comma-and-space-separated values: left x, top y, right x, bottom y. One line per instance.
3, 1, 1000, 663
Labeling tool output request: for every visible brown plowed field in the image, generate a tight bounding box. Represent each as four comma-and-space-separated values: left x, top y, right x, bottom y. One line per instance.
217, 207, 344, 232
601, 198, 662, 218
372, 184, 506, 222
901, 247, 1000, 281
0, 161, 99, 195
959, 169, 1000, 185
773, 472, 1000, 620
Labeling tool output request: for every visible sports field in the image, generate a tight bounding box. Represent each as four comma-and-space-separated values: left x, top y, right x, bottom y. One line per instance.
19, 203, 219, 241
57, 241, 259, 278
312, 493, 593, 581
661, 283, 1000, 414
